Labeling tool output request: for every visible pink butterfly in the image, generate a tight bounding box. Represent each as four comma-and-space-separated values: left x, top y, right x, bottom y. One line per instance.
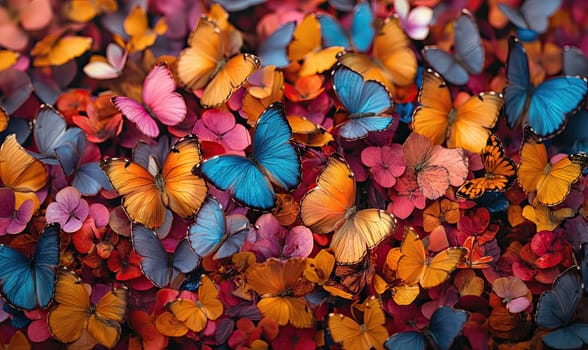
491, 276, 530, 313
83, 43, 127, 80
402, 132, 468, 200
112, 62, 186, 138
395, 0, 433, 40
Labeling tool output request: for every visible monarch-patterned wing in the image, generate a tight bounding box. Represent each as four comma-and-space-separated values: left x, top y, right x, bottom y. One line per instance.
457, 134, 516, 199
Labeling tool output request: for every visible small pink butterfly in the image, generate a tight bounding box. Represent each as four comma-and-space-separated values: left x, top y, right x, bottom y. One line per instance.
395, 0, 433, 40
112, 62, 186, 138
83, 43, 128, 80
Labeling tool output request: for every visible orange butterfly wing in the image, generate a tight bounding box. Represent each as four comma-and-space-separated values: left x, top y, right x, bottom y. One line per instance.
412, 70, 452, 146
373, 18, 417, 87
169, 275, 223, 332
288, 14, 321, 62
48, 270, 91, 344
88, 287, 128, 348
451, 92, 503, 152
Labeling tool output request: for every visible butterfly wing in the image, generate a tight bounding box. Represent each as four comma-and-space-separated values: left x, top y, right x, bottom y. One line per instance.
536, 267, 581, 328
33, 105, 83, 164
385, 332, 426, 350
422, 49, 469, 87
350, 2, 375, 52
188, 196, 226, 257
0, 246, 36, 310
453, 11, 484, 75
363, 296, 389, 348
504, 38, 532, 129
451, 92, 503, 152
258, 21, 295, 68
111, 96, 159, 138
563, 46, 588, 76
142, 63, 186, 127
288, 14, 321, 62
412, 70, 452, 146
214, 215, 249, 259
172, 239, 200, 277
421, 248, 466, 289
89, 287, 127, 348
541, 324, 588, 350
197, 275, 223, 321
131, 224, 172, 288
428, 307, 469, 350
317, 14, 350, 50
520, 0, 562, 33
373, 18, 417, 87
397, 228, 426, 286
328, 313, 363, 349
33, 223, 60, 309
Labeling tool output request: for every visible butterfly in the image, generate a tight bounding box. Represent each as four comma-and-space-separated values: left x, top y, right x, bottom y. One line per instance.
328, 296, 388, 350
498, 0, 562, 41
0, 50, 19, 71
338, 17, 417, 96
47, 269, 128, 349
177, 17, 260, 108
300, 154, 396, 265
30, 33, 92, 67
132, 224, 200, 288
0, 223, 59, 310
83, 43, 127, 80
535, 266, 588, 349
63, 0, 118, 22
196, 103, 300, 211
518, 126, 588, 206
456, 134, 516, 199
384, 306, 469, 350
0, 68, 33, 134
0, 134, 48, 212
412, 69, 503, 153
112, 62, 186, 138
258, 21, 296, 68
563, 46, 588, 76
317, 2, 375, 53
402, 132, 469, 200
101, 134, 207, 229
188, 196, 250, 260
287, 115, 334, 147
397, 226, 466, 289
122, 5, 167, 53
422, 11, 484, 86
394, 0, 433, 40
331, 65, 394, 140
504, 37, 588, 139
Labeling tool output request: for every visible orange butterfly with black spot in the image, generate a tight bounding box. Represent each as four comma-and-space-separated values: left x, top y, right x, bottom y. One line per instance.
457, 134, 516, 199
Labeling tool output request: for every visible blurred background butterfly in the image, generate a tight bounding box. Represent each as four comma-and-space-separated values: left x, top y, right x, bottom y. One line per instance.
112, 62, 186, 138
457, 134, 516, 199
48, 269, 128, 349
300, 154, 396, 264
422, 10, 484, 85
30, 105, 83, 165
394, 0, 433, 40
397, 226, 466, 289
258, 21, 295, 69
518, 126, 588, 206
498, 0, 562, 41
328, 296, 388, 350
317, 2, 374, 53
504, 37, 588, 140
412, 69, 503, 153
384, 306, 468, 350
563, 46, 588, 77
188, 196, 250, 260
332, 65, 393, 140
0, 223, 59, 310
101, 134, 207, 229
196, 103, 300, 211
30, 33, 92, 67
63, 0, 118, 23
177, 17, 260, 108
0, 69, 33, 134
535, 266, 588, 350
132, 224, 200, 288
83, 42, 127, 80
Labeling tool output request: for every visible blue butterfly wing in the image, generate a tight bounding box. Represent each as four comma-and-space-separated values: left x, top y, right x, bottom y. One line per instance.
384, 331, 426, 350
258, 21, 296, 68
563, 46, 588, 76
73, 162, 112, 196
542, 324, 588, 350
33, 223, 59, 309
333, 67, 392, 115
318, 15, 350, 50
505, 38, 532, 128
498, 3, 529, 30
339, 117, 394, 139
199, 155, 275, 210
521, 0, 562, 33
422, 48, 469, 85
172, 239, 200, 275
536, 267, 582, 329
350, 2, 374, 52
214, 215, 249, 260
188, 196, 226, 257
0, 118, 31, 145
453, 12, 484, 74
528, 76, 588, 137
32, 105, 82, 165
131, 224, 171, 288
253, 103, 300, 191
428, 307, 469, 350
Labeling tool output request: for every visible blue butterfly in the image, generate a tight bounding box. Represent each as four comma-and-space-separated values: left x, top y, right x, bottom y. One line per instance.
498, 0, 561, 41
196, 102, 300, 211
536, 267, 588, 349
331, 65, 393, 139
30, 105, 84, 165
563, 46, 588, 77
318, 2, 374, 53
385, 306, 469, 350
504, 37, 588, 139
258, 21, 296, 68
188, 196, 250, 260
0, 223, 60, 310
422, 10, 484, 85
131, 224, 200, 288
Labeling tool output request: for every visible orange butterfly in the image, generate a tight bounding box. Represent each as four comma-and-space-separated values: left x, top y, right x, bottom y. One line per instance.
122, 6, 167, 53
522, 203, 575, 232
457, 134, 516, 199
457, 236, 494, 269
177, 18, 260, 108
0, 50, 19, 71
397, 227, 466, 289
64, 0, 118, 23
0, 134, 48, 212
287, 115, 334, 147
101, 135, 207, 229
31, 33, 92, 67
518, 126, 588, 206
338, 17, 417, 97
412, 69, 504, 153
300, 154, 396, 265
48, 269, 128, 349
374, 248, 420, 305
328, 296, 389, 350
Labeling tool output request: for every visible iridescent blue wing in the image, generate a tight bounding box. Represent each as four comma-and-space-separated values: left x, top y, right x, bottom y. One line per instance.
33, 223, 60, 309
253, 103, 300, 191
318, 14, 350, 50
542, 324, 588, 350
258, 22, 295, 68
504, 37, 532, 129
188, 196, 226, 257
350, 2, 374, 52
422, 49, 469, 85
536, 267, 582, 329
428, 307, 469, 350
172, 239, 200, 275
385, 331, 426, 350
214, 215, 249, 260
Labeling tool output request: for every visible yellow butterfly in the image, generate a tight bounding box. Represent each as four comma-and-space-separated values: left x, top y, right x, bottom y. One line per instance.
0, 134, 48, 212
287, 115, 334, 147
522, 203, 575, 232
518, 126, 588, 206
328, 296, 389, 350
338, 17, 417, 97
177, 18, 260, 108
123, 6, 167, 53
397, 226, 466, 289
373, 248, 420, 305
0, 50, 19, 71
48, 269, 128, 349
31, 33, 92, 67
64, 0, 118, 23
412, 69, 504, 153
